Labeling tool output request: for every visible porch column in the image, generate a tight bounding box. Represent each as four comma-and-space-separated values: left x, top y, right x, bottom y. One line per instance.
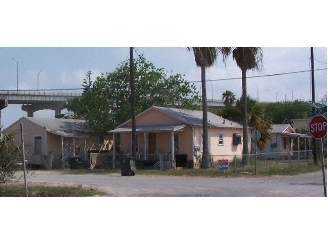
72, 137, 76, 157
192, 126, 195, 168
305, 137, 307, 157
112, 133, 116, 169
144, 132, 147, 161
84, 138, 87, 161
171, 131, 176, 169
44, 128, 48, 156
297, 136, 300, 161
61, 136, 64, 168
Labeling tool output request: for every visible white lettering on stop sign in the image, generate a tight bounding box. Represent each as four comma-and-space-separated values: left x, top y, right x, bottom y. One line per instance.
311, 122, 327, 132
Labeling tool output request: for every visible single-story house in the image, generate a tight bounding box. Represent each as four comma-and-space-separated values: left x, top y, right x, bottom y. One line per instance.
110, 106, 252, 169
3, 117, 112, 169
254, 124, 311, 159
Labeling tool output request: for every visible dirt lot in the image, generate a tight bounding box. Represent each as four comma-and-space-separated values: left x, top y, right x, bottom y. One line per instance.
12, 170, 326, 197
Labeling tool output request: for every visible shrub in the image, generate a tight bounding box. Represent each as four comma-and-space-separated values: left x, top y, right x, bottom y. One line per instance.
0, 134, 21, 183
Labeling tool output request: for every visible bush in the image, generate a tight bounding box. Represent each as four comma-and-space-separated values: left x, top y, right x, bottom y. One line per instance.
0, 134, 21, 183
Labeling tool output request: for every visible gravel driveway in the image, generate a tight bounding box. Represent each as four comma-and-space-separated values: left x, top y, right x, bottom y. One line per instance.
14, 170, 326, 197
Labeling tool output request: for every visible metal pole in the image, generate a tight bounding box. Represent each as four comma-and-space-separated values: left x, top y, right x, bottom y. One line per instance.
16, 60, 18, 91
20, 123, 28, 197
255, 130, 257, 175
311, 47, 317, 164
37, 70, 42, 90
320, 138, 327, 197
12, 58, 18, 91
234, 155, 236, 173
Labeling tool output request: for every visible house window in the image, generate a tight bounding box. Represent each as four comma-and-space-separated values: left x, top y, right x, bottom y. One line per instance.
34, 136, 42, 155
218, 133, 224, 145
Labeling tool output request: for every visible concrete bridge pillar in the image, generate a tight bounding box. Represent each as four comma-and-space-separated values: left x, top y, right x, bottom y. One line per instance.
27, 110, 34, 117
55, 109, 62, 117
22, 102, 65, 118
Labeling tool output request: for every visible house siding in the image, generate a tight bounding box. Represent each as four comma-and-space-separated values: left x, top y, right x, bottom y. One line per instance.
126, 108, 183, 127
209, 128, 244, 162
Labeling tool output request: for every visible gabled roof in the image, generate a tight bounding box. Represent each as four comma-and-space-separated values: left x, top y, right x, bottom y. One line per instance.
154, 106, 243, 128
25, 117, 90, 133
3, 117, 91, 138
271, 124, 295, 134
113, 106, 243, 131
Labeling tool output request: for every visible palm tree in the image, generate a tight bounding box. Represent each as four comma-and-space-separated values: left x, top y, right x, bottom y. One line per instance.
232, 47, 263, 165
189, 47, 231, 168
222, 90, 236, 106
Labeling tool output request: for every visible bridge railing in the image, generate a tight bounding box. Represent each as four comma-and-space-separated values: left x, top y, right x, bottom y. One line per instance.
0, 90, 82, 102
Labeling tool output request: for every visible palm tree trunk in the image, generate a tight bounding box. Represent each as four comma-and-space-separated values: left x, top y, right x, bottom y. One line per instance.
241, 68, 249, 165
130, 47, 136, 169
201, 65, 210, 168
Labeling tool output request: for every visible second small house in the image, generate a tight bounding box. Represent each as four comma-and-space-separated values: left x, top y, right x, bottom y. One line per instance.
3, 117, 112, 169
110, 106, 251, 169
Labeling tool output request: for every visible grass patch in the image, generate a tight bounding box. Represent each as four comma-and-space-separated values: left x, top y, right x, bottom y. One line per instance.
0, 182, 107, 197
132, 162, 322, 178
263, 163, 322, 176
30, 159, 323, 179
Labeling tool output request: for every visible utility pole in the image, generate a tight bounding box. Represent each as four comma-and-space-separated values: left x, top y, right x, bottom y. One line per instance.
130, 47, 136, 170
311, 47, 317, 164
12, 58, 19, 91
37, 70, 42, 90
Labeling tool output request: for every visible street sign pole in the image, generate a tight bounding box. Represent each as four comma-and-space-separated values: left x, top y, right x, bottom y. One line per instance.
319, 138, 327, 197
309, 115, 327, 197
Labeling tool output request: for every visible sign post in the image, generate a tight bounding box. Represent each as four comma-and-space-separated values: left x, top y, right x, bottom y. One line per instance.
309, 115, 327, 197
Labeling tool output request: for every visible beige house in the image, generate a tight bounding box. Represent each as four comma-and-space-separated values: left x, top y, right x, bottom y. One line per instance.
110, 106, 251, 168
3, 117, 112, 169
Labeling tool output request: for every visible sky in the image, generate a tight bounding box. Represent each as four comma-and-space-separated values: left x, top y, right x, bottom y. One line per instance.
0, 1, 327, 130
0, 47, 326, 129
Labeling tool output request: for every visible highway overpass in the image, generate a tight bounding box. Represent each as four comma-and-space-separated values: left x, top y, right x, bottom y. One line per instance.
0, 90, 81, 117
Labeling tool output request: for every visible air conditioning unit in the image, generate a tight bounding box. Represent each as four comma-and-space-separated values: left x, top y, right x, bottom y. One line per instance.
233, 133, 242, 145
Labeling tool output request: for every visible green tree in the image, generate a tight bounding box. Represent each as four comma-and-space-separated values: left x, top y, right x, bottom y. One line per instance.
65, 71, 94, 119
260, 100, 311, 124
219, 95, 271, 151
67, 54, 201, 133
189, 47, 231, 168
222, 90, 236, 106
0, 134, 21, 183
232, 47, 263, 164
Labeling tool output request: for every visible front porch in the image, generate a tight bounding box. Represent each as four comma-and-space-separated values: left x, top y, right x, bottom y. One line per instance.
109, 124, 194, 169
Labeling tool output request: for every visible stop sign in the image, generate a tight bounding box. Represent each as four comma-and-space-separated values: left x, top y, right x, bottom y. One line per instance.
309, 115, 327, 139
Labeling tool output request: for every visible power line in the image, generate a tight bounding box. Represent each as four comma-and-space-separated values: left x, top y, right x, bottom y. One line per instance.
314, 59, 327, 65
189, 67, 327, 83
9, 67, 326, 91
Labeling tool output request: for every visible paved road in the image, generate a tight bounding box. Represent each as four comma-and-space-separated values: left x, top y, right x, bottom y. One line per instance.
14, 170, 326, 197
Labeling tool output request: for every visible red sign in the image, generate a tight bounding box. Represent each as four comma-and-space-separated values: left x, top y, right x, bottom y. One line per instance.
309, 115, 327, 139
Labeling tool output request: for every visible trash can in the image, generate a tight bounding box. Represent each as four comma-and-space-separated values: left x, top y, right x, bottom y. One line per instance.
175, 154, 187, 168
121, 158, 135, 176
69, 156, 85, 169
68, 156, 79, 169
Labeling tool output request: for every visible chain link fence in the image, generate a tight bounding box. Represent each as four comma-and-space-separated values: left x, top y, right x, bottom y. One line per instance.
80, 149, 322, 175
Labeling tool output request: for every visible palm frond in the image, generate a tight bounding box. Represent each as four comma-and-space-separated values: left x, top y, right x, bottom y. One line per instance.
232, 47, 263, 71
